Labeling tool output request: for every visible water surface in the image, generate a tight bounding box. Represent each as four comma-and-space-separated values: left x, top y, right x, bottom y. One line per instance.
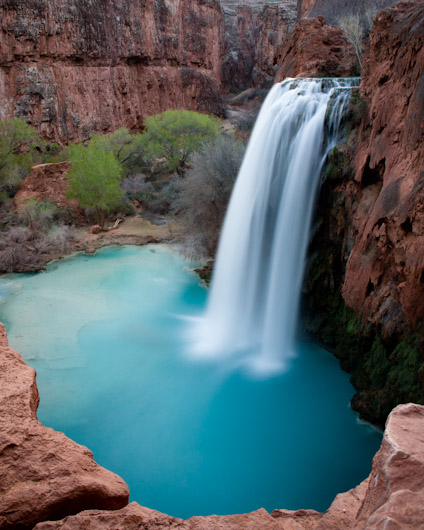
0, 245, 381, 519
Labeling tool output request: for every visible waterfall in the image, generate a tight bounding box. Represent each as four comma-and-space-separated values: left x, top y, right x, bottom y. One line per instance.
191, 77, 359, 375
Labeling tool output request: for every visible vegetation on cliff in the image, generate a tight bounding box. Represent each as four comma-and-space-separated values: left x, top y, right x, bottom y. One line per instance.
302, 92, 424, 426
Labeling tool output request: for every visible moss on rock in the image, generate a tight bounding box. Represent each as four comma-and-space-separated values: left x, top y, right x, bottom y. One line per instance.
302, 112, 424, 426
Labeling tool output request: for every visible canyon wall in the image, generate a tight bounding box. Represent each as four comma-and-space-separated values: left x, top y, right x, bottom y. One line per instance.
275, 15, 358, 79
344, 0, 424, 339
220, 0, 297, 90
303, 0, 424, 426
0, 0, 301, 142
0, 0, 226, 143
297, 0, 395, 23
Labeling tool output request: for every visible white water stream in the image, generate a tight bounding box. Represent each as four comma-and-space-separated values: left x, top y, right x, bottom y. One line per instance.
192, 78, 359, 374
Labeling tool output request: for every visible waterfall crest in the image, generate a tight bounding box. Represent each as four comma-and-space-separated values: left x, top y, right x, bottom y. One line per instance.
192, 78, 359, 375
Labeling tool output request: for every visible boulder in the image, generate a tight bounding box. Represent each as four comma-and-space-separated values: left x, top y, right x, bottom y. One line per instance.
90, 225, 102, 235
0, 323, 129, 530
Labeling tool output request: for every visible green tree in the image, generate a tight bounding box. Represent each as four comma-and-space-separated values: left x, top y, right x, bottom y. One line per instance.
89, 128, 151, 177
0, 119, 38, 192
141, 110, 220, 175
67, 143, 123, 228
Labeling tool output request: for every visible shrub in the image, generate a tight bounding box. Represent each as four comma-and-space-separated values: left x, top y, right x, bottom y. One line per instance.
89, 129, 152, 177
0, 223, 74, 273
174, 134, 245, 257
17, 198, 59, 231
67, 143, 123, 228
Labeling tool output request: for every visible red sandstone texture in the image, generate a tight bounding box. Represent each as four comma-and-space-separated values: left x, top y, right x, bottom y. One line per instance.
342, 0, 424, 337
220, 0, 297, 90
0, 0, 226, 142
297, 0, 318, 18
0, 323, 129, 530
31, 404, 424, 529
275, 16, 358, 80
13, 161, 82, 214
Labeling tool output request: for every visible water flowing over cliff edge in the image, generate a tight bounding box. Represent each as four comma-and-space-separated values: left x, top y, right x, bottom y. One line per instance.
192, 77, 358, 374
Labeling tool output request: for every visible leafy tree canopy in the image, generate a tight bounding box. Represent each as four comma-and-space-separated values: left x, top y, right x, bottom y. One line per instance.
67, 143, 123, 228
0, 119, 38, 189
141, 110, 220, 175
89, 128, 150, 177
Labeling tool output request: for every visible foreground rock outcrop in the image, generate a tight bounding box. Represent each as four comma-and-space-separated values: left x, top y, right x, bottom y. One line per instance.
1, 324, 424, 528
31, 404, 424, 529
0, 323, 129, 530
0, 0, 226, 142
355, 403, 424, 528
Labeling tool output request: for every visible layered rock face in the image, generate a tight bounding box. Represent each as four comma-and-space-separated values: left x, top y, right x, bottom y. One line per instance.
0, 323, 129, 530
275, 15, 358, 80
303, 0, 424, 426
343, 0, 424, 338
220, 0, 297, 90
0, 0, 226, 142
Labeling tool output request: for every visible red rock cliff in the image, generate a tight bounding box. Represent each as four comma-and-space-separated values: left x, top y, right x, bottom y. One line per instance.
342, 0, 424, 337
219, 0, 297, 90
275, 15, 358, 80
297, 0, 395, 23
0, 0, 226, 142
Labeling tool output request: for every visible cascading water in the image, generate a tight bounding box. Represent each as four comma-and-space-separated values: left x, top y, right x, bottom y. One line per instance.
192, 77, 360, 374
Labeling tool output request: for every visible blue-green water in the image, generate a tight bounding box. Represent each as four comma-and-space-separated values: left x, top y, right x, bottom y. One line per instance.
0, 245, 381, 519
